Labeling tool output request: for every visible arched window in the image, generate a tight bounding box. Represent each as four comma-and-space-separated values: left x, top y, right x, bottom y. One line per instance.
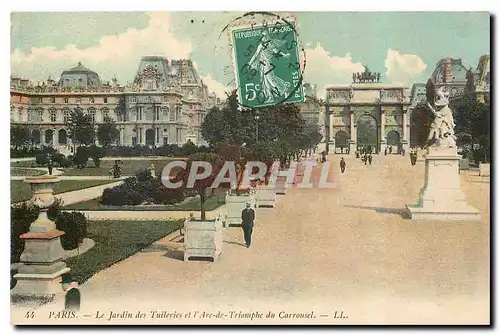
90, 97, 95, 103
64, 97, 69, 103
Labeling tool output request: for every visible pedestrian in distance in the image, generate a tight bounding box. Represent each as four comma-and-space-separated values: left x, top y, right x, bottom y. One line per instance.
368, 155, 372, 165
340, 157, 346, 173
47, 159, 53, 175
241, 202, 255, 248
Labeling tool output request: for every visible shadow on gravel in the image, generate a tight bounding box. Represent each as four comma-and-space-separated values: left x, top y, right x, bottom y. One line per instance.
345, 205, 409, 219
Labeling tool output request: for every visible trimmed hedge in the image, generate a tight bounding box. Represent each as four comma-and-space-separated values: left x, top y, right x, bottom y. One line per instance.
101, 170, 186, 206
56, 212, 87, 250
103, 144, 214, 157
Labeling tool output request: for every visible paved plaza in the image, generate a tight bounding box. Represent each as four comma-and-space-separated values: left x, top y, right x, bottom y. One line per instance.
12, 154, 490, 325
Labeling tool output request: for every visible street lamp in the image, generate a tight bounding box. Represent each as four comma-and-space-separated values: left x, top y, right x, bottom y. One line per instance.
255, 114, 260, 144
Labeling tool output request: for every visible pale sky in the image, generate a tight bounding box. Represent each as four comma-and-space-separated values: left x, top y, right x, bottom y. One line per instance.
10, 11, 490, 98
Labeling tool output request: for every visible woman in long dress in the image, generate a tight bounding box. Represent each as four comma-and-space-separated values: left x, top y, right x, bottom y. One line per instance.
248, 30, 292, 103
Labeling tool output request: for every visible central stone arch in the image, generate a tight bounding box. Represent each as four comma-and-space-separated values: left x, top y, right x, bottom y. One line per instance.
356, 114, 378, 153
334, 130, 350, 153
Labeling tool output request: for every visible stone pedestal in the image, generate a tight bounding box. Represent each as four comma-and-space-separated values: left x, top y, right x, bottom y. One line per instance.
184, 216, 223, 262
11, 176, 70, 298
406, 147, 481, 221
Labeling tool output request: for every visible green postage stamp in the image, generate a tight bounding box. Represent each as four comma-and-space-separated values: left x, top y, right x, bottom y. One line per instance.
231, 19, 305, 108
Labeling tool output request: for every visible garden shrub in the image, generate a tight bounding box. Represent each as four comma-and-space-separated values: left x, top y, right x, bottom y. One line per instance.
101, 171, 187, 206
55, 212, 88, 250
181, 141, 197, 157
35, 153, 48, 166
11, 198, 65, 263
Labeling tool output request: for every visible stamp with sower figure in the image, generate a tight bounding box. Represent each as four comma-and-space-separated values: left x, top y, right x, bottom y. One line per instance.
224, 12, 306, 109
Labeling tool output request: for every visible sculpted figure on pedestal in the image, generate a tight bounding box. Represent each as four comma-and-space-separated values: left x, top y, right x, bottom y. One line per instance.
426, 87, 456, 148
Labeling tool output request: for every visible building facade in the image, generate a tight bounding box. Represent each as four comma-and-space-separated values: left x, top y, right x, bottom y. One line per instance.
408, 55, 490, 148
10, 57, 219, 154
299, 83, 323, 132
325, 81, 411, 154
465, 54, 490, 104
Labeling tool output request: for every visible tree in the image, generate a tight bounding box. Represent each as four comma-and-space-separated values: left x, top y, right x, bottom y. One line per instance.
201, 91, 255, 146
176, 152, 224, 220
250, 141, 277, 184
10, 125, 30, 149
88, 145, 106, 168
215, 141, 253, 193
201, 90, 307, 165
451, 95, 491, 163
73, 146, 90, 169
97, 117, 119, 148
66, 109, 95, 147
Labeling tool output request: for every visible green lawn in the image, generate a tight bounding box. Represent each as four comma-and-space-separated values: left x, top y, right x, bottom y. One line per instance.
64, 188, 228, 211
11, 180, 119, 204
60, 158, 185, 176
10, 168, 46, 176
10, 161, 38, 168
62, 220, 183, 284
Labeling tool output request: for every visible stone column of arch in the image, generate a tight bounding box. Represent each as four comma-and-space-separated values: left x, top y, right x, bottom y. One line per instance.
380, 107, 386, 153
349, 109, 356, 154
402, 108, 409, 151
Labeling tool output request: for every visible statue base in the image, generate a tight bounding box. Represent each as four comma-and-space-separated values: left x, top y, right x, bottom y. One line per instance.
406, 146, 481, 221
11, 230, 70, 297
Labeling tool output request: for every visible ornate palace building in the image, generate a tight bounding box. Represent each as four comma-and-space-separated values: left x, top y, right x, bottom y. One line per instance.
10, 56, 221, 154
324, 68, 411, 154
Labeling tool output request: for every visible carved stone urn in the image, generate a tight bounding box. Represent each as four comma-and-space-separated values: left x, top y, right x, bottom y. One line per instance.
25, 175, 60, 232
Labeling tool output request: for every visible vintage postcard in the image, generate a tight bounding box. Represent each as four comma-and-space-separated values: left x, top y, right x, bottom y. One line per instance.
9, 11, 490, 325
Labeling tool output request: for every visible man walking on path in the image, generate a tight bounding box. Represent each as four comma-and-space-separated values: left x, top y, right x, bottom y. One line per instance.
241, 202, 255, 248
340, 157, 346, 174
368, 155, 372, 165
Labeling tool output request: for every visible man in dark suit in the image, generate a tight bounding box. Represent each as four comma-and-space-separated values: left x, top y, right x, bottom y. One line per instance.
241, 202, 255, 248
